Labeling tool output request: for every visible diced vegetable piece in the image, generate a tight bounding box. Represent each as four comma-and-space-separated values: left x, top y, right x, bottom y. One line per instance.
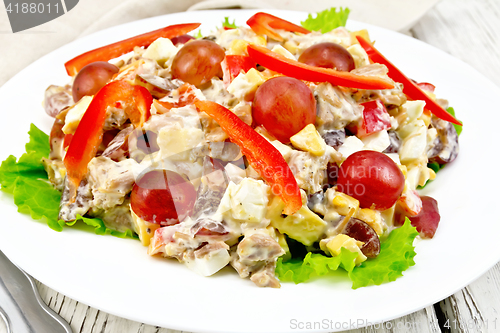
267, 194, 327, 246
290, 124, 326, 156
351, 99, 391, 138
221, 55, 256, 84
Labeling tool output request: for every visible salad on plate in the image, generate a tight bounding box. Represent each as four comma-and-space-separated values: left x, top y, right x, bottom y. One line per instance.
0, 8, 461, 288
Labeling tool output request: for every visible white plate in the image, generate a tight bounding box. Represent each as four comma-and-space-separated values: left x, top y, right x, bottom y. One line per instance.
0, 9, 499, 333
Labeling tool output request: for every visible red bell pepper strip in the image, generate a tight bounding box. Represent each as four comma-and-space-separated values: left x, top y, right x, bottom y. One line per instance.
221, 55, 256, 85
65, 23, 201, 76
247, 12, 310, 42
64, 80, 153, 199
123, 86, 153, 128
356, 36, 462, 126
63, 134, 73, 149
247, 44, 394, 90
194, 100, 302, 215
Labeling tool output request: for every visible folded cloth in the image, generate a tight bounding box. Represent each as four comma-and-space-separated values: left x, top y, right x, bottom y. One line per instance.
0, 0, 437, 86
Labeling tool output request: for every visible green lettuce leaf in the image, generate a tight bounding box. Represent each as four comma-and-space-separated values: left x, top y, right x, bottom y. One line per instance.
349, 218, 418, 288
301, 7, 350, 33
0, 124, 137, 239
12, 177, 62, 230
418, 162, 445, 189
276, 219, 418, 288
446, 107, 463, 136
0, 124, 49, 193
221, 17, 237, 29
194, 30, 203, 39
276, 248, 358, 284
66, 215, 138, 239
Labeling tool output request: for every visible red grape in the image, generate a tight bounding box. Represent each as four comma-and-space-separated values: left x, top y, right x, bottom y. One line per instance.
342, 218, 380, 258
130, 170, 196, 225
298, 42, 355, 72
408, 196, 440, 238
337, 151, 405, 210
252, 76, 316, 143
170, 34, 195, 46
171, 40, 225, 87
72, 61, 119, 102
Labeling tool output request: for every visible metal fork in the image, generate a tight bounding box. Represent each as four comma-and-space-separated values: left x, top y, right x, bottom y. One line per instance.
0, 250, 73, 333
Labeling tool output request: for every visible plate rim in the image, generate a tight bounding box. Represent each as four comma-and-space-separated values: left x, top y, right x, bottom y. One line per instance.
1, 8, 500, 333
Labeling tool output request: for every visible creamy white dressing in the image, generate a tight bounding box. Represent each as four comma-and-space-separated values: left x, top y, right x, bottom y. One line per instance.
47, 19, 453, 288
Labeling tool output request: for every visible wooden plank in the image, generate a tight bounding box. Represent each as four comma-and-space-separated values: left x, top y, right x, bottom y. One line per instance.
412, 0, 500, 331
343, 306, 440, 333
436, 263, 500, 333
412, 0, 500, 87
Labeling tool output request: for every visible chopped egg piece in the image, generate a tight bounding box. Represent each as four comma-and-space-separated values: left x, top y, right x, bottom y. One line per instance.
142, 38, 179, 66
227, 68, 265, 100
271, 44, 296, 60
62, 95, 92, 135
217, 178, 270, 223
361, 129, 390, 152
338, 136, 364, 159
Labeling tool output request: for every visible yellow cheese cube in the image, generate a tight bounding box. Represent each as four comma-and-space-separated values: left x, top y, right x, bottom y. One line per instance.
326, 234, 367, 265
283, 40, 299, 55
331, 192, 359, 216
131, 209, 161, 246
267, 194, 327, 246
229, 39, 250, 55
227, 68, 265, 100
355, 208, 384, 235
290, 124, 326, 156
271, 45, 296, 60
62, 95, 93, 135
350, 29, 370, 44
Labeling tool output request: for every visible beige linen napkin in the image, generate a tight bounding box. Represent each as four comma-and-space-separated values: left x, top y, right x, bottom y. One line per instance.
0, 0, 438, 86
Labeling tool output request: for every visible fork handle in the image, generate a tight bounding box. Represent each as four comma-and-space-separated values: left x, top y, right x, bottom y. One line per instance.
0, 251, 72, 333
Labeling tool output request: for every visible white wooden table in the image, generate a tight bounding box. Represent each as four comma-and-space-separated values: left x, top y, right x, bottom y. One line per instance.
2, 0, 499, 332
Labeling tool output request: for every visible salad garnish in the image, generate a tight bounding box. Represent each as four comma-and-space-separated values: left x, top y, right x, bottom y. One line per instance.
0, 8, 461, 289
301, 7, 351, 33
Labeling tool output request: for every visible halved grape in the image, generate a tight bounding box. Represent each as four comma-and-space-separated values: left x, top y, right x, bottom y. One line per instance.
408, 196, 440, 238
342, 218, 380, 258
337, 151, 405, 210
170, 34, 195, 46
252, 76, 316, 143
130, 170, 196, 226
298, 42, 355, 72
171, 40, 225, 87
72, 61, 119, 102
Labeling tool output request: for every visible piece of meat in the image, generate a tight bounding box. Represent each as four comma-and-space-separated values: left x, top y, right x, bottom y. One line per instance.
427, 115, 459, 164
44, 85, 73, 117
